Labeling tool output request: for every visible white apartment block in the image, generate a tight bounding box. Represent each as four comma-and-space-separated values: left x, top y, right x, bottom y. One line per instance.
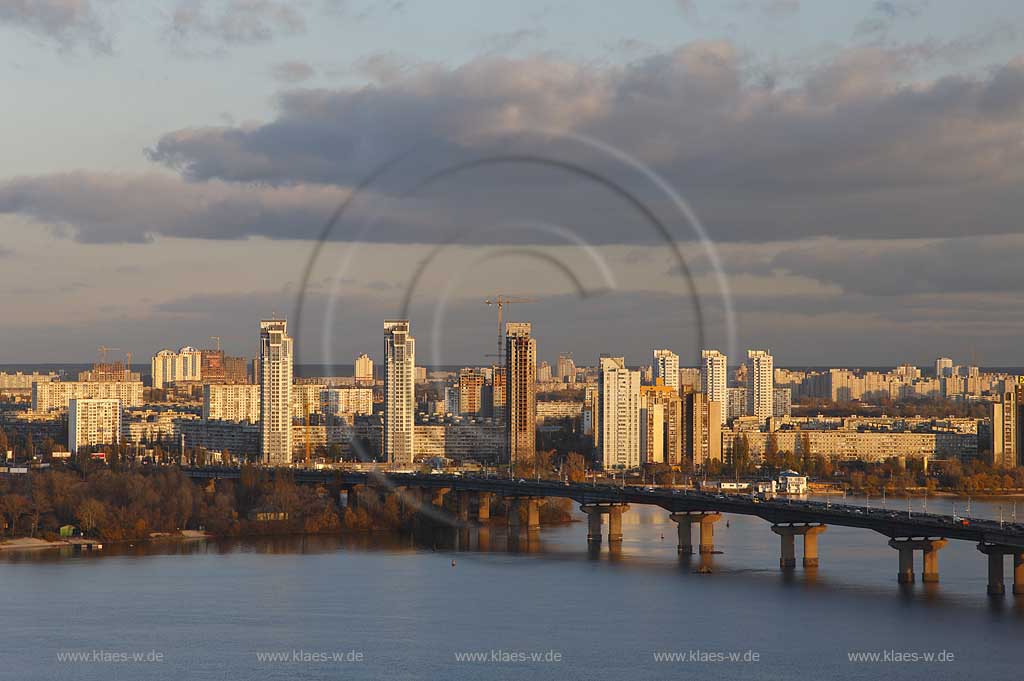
747, 350, 774, 424
151, 346, 203, 389
653, 349, 680, 390
354, 353, 374, 384
0, 372, 57, 394
69, 398, 122, 453
291, 383, 326, 420
204, 384, 261, 423
385, 320, 416, 465
599, 356, 641, 470
320, 387, 374, 417
701, 349, 728, 425
33, 381, 143, 413
259, 319, 293, 466
935, 357, 954, 378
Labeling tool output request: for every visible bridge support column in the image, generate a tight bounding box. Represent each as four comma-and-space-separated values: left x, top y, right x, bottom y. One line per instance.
922, 539, 946, 583
889, 539, 916, 584
507, 498, 521, 530
526, 499, 541, 531
457, 491, 471, 523
772, 526, 797, 568
889, 538, 946, 584
803, 525, 826, 568
987, 552, 1005, 596
698, 513, 721, 554
607, 505, 628, 545
476, 493, 492, 522
580, 505, 604, 546
669, 513, 693, 554
978, 544, 1019, 595
431, 487, 450, 509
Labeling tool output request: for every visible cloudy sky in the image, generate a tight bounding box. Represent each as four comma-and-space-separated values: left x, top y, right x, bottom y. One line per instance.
3, 0, 1024, 369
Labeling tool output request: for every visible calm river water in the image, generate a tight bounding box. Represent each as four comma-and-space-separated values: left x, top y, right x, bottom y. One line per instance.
2, 496, 1023, 680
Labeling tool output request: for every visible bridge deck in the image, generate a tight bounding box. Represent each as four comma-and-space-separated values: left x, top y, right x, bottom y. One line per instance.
183, 468, 1024, 549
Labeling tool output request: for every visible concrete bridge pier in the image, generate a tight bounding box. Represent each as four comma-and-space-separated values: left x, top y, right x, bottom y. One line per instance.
922, 540, 947, 582
772, 526, 798, 568
803, 525, 826, 567
431, 487, 450, 509
889, 538, 947, 584
476, 492, 492, 522
580, 504, 629, 546
457, 492, 471, 523
507, 498, 541, 532
669, 513, 694, 554
698, 513, 722, 554
988, 552, 1005, 596
607, 505, 628, 545
773, 524, 827, 568
977, 544, 1024, 596
582, 506, 603, 546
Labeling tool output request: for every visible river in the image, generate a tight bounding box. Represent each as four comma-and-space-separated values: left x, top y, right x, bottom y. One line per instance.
2, 496, 1022, 680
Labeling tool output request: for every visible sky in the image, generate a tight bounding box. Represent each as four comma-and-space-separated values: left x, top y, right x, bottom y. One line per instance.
2, 0, 1024, 369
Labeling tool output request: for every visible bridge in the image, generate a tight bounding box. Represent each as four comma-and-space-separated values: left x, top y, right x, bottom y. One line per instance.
184, 467, 1024, 596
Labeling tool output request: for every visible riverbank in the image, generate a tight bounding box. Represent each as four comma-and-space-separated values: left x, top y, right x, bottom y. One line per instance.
0, 537, 102, 551
0, 529, 214, 552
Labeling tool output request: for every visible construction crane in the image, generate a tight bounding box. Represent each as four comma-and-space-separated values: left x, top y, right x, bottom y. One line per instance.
209, 336, 222, 352
484, 295, 538, 366
97, 345, 120, 364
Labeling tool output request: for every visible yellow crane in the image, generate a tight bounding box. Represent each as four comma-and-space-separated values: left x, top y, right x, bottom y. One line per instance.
484, 295, 538, 365
209, 336, 222, 352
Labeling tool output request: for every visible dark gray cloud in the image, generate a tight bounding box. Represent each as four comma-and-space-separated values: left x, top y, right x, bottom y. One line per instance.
6, 43, 1024, 248
0, 0, 111, 52
767, 235, 1024, 296
0, 172, 347, 243
139, 44, 1024, 243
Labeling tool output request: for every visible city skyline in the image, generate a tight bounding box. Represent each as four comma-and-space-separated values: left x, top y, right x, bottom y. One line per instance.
4, 3, 1024, 364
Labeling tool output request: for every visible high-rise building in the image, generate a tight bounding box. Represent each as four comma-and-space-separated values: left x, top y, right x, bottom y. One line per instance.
490, 366, 507, 419
935, 357, 954, 378
199, 350, 249, 384
204, 384, 260, 423
384, 320, 415, 465
726, 386, 748, 421
151, 347, 203, 389
701, 350, 728, 425
557, 353, 576, 383
259, 319, 293, 466
992, 383, 1023, 468
69, 398, 122, 453
653, 349, 680, 390
506, 323, 537, 465
458, 368, 485, 416
772, 387, 792, 418
640, 383, 683, 465
685, 391, 722, 468
599, 356, 640, 470
537, 360, 552, 383
747, 350, 774, 425
355, 353, 374, 384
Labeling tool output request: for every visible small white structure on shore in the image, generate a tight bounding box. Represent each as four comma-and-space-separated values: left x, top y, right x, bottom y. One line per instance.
778, 470, 807, 495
